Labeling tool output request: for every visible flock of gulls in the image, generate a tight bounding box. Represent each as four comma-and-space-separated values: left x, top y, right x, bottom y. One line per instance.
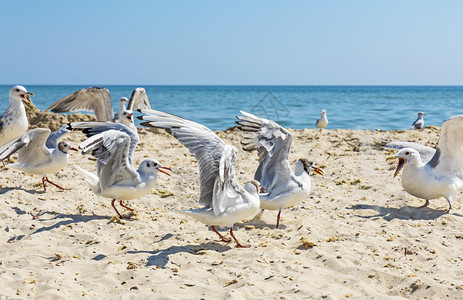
1, 85, 461, 247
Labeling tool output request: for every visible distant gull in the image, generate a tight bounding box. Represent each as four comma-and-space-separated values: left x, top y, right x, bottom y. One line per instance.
411, 112, 426, 129
73, 124, 170, 218
138, 109, 261, 248
0, 125, 76, 191
0, 86, 34, 147
315, 110, 328, 129
387, 115, 463, 211
46, 87, 151, 133
236, 111, 324, 229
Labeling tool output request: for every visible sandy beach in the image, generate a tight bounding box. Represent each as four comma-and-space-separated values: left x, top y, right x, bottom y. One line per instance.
1, 113, 463, 299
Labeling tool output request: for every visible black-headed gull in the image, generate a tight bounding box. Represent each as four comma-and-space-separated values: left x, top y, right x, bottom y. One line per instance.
46, 87, 151, 133
138, 109, 261, 248
0, 86, 34, 147
0, 125, 76, 191
236, 111, 324, 229
387, 115, 463, 211
411, 112, 426, 130
74, 124, 169, 218
315, 110, 328, 129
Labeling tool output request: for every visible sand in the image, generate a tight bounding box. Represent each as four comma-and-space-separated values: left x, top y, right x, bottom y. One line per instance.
1, 112, 463, 299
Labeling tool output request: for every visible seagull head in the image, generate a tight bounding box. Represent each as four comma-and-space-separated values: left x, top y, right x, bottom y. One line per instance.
296, 158, 325, 176
122, 110, 134, 124
244, 180, 261, 195
57, 141, 78, 153
418, 112, 426, 118
141, 159, 171, 176
9, 85, 34, 103
120, 97, 129, 103
387, 148, 421, 178
321, 110, 326, 116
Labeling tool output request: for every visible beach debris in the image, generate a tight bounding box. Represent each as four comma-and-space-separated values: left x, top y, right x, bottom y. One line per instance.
127, 262, 138, 270
224, 279, 238, 287
109, 216, 126, 225
300, 237, 316, 248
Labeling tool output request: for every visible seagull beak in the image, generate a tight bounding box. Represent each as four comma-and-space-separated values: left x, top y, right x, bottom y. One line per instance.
157, 166, 171, 176
388, 157, 407, 178
260, 186, 265, 193
70, 147, 78, 151
19, 91, 34, 102
127, 113, 134, 123
312, 166, 325, 176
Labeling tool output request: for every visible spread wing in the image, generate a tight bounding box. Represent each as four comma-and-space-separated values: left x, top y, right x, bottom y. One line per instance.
47, 87, 114, 121
138, 109, 225, 206
79, 130, 140, 192
236, 110, 293, 189
45, 124, 71, 149
127, 88, 151, 111
384, 141, 435, 164
426, 115, 463, 178
212, 145, 242, 215
67, 121, 138, 166
0, 128, 51, 166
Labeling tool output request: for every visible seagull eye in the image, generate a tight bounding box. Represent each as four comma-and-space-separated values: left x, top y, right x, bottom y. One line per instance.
15, 89, 20, 92
405, 152, 409, 155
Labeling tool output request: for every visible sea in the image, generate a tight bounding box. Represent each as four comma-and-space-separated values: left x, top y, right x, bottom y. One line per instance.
1, 85, 462, 131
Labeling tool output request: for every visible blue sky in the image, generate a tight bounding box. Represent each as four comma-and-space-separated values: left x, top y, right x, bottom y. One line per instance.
1, 1, 462, 85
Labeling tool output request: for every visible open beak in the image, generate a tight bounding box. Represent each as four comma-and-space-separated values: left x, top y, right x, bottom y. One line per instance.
126, 113, 134, 123
312, 166, 325, 176
157, 166, 171, 176
387, 156, 407, 178
70, 147, 78, 151
19, 91, 34, 103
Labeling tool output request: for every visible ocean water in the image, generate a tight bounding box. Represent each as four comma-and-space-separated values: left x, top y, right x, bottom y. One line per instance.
1, 85, 462, 131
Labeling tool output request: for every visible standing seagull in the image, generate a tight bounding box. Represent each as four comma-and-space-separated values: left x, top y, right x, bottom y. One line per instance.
0, 86, 34, 146
315, 110, 328, 129
46, 87, 151, 132
75, 127, 170, 218
138, 109, 261, 248
0, 125, 76, 191
411, 112, 426, 129
236, 111, 325, 229
387, 115, 463, 211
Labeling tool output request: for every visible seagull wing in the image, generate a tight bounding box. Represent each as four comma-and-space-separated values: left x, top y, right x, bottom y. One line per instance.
79, 130, 140, 192
45, 124, 71, 149
46, 87, 114, 121
0, 128, 51, 166
426, 115, 463, 178
385, 141, 435, 163
236, 110, 292, 189
138, 109, 225, 206
127, 88, 151, 111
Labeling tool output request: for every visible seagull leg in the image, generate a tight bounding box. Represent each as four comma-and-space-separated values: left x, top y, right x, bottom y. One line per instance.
275, 210, 282, 229
44, 177, 66, 190
111, 199, 123, 218
445, 197, 453, 213
417, 199, 430, 209
230, 227, 249, 248
211, 226, 231, 243
119, 200, 135, 211
42, 177, 47, 192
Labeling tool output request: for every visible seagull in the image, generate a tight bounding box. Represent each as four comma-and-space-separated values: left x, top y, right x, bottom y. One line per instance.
46, 87, 151, 132
387, 115, 463, 211
384, 141, 435, 164
315, 110, 328, 129
236, 111, 325, 228
74, 125, 170, 218
0, 86, 34, 147
138, 109, 261, 248
0, 125, 76, 191
411, 112, 426, 129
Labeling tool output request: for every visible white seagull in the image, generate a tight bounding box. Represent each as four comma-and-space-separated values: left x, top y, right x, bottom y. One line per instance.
0, 125, 76, 191
138, 109, 261, 248
0, 86, 34, 147
46, 87, 151, 133
387, 115, 463, 211
74, 124, 170, 218
236, 111, 325, 228
411, 112, 426, 129
315, 110, 328, 129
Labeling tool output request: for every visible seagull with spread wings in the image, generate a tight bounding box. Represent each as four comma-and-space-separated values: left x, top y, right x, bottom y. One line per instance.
138, 109, 261, 248
0, 125, 76, 191
387, 115, 463, 211
236, 111, 325, 229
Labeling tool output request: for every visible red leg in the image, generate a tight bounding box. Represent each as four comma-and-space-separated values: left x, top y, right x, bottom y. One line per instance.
44, 177, 66, 190
111, 199, 123, 218
230, 227, 249, 248
211, 226, 231, 243
42, 177, 47, 192
276, 210, 282, 229
119, 200, 134, 211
